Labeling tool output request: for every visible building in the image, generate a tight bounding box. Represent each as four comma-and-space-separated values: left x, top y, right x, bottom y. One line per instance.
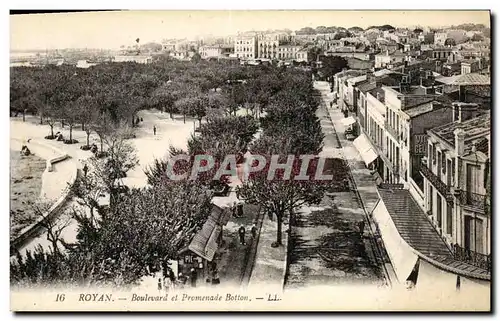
169, 51, 196, 61
257, 40, 279, 60
420, 112, 490, 280
427, 47, 454, 61
372, 184, 490, 291
461, 59, 481, 75
295, 49, 309, 62
113, 55, 152, 64
199, 45, 234, 59
277, 45, 302, 60
177, 203, 232, 282
434, 32, 449, 46
378, 85, 454, 196
161, 43, 176, 52
375, 50, 406, 69
234, 36, 258, 59
76, 60, 98, 69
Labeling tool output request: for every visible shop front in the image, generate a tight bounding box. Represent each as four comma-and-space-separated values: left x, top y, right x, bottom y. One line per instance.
374, 185, 491, 293
353, 134, 379, 170
177, 204, 231, 287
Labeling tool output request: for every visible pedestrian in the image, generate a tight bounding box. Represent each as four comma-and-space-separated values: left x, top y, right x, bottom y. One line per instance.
251, 224, 257, 238
83, 164, 88, 177
267, 209, 274, 221
231, 202, 237, 218
141, 117, 144, 122
330, 101, 333, 108
358, 220, 365, 236
190, 268, 197, 288
236, 202, 244, 218
153, 126, 157, 136
163, 276, 172, 292
238, 225, 246, 245
157, 278, 162, 291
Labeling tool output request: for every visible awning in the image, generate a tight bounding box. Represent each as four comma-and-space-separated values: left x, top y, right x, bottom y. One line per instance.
372, 199, 419, 284
353, 134, 379, 166
341, 116, 356, 127
188, 218, 222, 262
460, 276, 491, 294
416, 259, 459, 292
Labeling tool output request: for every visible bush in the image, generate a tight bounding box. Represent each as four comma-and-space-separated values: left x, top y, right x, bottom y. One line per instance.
95, 151, 108, 158
44, 135, 56, 140
80, 145, 92, 151
64, 139, 79, 144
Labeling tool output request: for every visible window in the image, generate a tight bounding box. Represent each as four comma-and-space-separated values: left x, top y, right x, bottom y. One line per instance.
437, 151, 442, 174
432, 144, 437, 164
446, 205, 453, 235
429, 185, 434, 213
436, 194, 443, 229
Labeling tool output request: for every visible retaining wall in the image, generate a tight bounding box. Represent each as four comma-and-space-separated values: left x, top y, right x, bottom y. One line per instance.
10, 138, 79, 253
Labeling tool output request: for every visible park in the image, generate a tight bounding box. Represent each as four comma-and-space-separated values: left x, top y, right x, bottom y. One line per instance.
9, 55, 364, 289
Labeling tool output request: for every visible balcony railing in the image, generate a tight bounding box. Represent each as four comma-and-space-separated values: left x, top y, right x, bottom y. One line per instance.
459, 191, 487, 212
384, 121, 399, 141
420, 162, 454, 204
452, 244, 491, 272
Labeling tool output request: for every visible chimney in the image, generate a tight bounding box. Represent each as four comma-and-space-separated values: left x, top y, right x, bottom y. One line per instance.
454, 129, 466, 156
400, 96, 406, 109
366, 70, 374, 82
457, 103, 479, 122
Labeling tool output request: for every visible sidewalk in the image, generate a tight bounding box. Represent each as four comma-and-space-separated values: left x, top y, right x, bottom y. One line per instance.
247, 212, 288, 291
314, 81, 396, 286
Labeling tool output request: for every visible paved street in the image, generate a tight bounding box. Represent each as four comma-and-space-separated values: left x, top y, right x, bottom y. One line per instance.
284, 82, 387, 289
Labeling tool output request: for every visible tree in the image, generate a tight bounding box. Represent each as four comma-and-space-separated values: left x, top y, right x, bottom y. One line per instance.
444, 38, 456, 46
348, 26, 364, 33
334, 31, 353, 40
236, 153, 328, 247
471, 33, 484, 42
413, 28, 424, 34
152, 84, 177, 118
319, 56, 348, 80
77, 94, 100, 148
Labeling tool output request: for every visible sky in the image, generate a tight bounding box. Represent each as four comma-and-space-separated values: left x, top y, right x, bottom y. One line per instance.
10, 10, 491, 51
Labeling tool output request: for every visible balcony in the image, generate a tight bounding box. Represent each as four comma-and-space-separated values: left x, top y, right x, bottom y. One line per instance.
420, 161, 454, 204
452, 244, 491, 272
384, 121, 399, 141
459, 191, 487, 213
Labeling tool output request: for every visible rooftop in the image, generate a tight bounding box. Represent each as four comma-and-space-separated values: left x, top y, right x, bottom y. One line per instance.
452, 73, 490, 85
430, 112, 491, 152
377, 186, 490, 280
368, 87, 385, 103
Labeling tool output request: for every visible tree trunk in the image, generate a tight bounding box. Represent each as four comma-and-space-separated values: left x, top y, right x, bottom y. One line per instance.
183, 113, 186, 124
276, 214, 283, 246
86, 132, 90, 147
169, 111, 173, 119
82, 122, 85, 131
22, 110, 26, 122
69, 125, 73, 142
62, 119, 65, 128
40, 114, 43, 124
50, 125, 54, 137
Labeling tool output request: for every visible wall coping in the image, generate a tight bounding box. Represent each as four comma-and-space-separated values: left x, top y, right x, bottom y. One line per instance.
10, 138, 79, 253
